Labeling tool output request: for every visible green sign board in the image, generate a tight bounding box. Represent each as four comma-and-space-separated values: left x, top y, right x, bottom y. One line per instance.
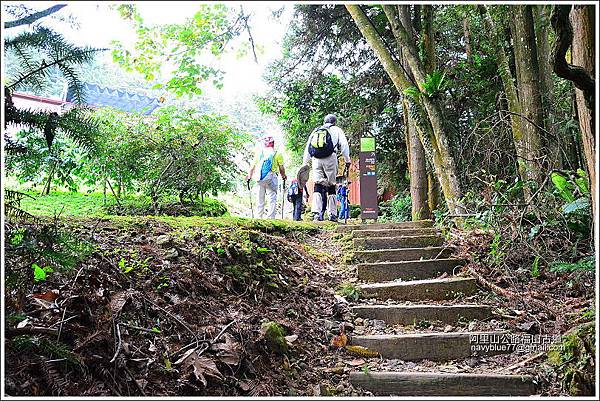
360, 137, 375, 152
359, 137, 378, 220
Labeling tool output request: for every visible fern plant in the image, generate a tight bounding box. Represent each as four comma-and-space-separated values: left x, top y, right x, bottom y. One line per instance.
4, 189, 35, 222
5, 27, 101, 104
4, 11, 103, 208
4, 24, 104, 152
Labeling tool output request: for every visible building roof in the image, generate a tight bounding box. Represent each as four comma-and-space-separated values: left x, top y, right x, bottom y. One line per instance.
66, 83, 161, 115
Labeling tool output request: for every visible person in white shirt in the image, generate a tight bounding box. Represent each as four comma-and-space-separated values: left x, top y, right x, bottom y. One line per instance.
302, 114, 351, 221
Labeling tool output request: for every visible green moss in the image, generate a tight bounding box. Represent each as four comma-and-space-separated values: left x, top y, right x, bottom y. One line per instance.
261, 321, 288, 354
547, 323, 595, 395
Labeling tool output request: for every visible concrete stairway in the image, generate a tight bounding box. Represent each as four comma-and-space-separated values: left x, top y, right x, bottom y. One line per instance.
337, 220, 537, 396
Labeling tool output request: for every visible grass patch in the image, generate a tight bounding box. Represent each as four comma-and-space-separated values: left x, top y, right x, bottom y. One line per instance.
19, 191, 111, 217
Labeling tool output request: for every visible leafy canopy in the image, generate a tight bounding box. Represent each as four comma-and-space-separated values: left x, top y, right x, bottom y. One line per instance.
111, 4, 249, 97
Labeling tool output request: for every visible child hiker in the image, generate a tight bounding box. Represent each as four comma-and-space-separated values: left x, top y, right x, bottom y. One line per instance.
287, 164, 310, 221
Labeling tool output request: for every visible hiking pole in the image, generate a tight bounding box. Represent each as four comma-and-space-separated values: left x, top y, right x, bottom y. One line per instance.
281, 178, 286, 219
247, 179, 254, 218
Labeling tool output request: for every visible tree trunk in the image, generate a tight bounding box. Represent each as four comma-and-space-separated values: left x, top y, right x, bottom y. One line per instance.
399, 5, 431, 220
381, 4, 465, 214
534, 5, 562, 170
403, 99, 430, 220
420, 5, 440, 215
570, 5, 596, 227
480, 5, 539, 201
427, 171, 441, 213
463, 16, 472, 62
422, 5, 436, 73
41, 160, 57, 196
511, 5, 545, 191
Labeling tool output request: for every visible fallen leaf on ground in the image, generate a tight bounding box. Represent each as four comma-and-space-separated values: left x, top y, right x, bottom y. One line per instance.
331, 333, 347, 348
181, 353, 223, 387
212, 334, 241, 366
285, 334, 298, 345
108, 290, 133, 315
347, 358, 366, 366
32, 290, 59, 302
345, 345, 380, 358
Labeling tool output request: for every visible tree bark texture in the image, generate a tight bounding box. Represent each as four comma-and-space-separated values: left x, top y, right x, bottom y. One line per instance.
551, 5, 595, 110
463, 17, 472, 62
511, 5, 545, 187
534, 5, 562, 169
570, 5, 596, 228
422, 5, 436, 73
403, 99, 430, 220
480, 5, 539, 200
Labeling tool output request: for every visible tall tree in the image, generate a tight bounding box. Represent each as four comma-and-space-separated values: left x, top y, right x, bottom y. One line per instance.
345, 4, 465, 215
420, 5, 441, 213
551, 5, 596, 227
398, 6, 430, 220
463, 16, 473, 62
511, 5, 545, 185
479, 5, 543, 201
534, 5, 562, 170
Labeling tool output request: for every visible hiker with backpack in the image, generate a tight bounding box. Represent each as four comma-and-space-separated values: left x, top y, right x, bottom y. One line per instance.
302, 114, 351, 221
246, 135, 287, 219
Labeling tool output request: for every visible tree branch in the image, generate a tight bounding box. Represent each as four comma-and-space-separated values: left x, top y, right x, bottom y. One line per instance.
4, 4, 67, 29
550, 5, 595, 110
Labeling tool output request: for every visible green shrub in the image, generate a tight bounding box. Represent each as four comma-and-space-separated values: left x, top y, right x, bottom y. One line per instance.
549, 256, 595, 274
378, 194, 411, 222
106, 197, 228, 217
336, 282, 361, 301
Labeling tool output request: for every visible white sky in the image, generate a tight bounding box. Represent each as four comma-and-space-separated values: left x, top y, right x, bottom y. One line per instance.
4, 1, 293, 100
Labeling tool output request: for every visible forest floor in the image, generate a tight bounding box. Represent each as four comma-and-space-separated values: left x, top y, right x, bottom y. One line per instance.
3, 215, 596, 396
4, 215, 368, 396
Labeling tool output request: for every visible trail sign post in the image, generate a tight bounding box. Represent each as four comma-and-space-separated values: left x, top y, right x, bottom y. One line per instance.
359, 137, 378, 220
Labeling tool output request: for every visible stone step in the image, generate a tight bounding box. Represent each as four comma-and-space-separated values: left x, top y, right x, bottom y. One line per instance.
354, 246, 454, 263
335, 220, 433, 233
352, 227, 439, 238
353, 235, 443, 250
360, 277, 477, 301
351, 331, 510, 361
351, 304, 493, 325
350, 372, 537, 396
357, 258, 465, 282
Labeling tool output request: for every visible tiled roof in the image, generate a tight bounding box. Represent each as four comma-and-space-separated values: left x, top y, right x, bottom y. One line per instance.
66, 83, 160, 115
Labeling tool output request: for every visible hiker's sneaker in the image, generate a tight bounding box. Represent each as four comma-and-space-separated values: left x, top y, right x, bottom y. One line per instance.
328, 215, 338, 222
313, 213, 323, 222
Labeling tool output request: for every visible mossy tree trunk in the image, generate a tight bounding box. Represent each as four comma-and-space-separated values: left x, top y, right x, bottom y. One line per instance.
511, 5, 545, 189
534, 5, 562, 170
345, 5, 465, 215
420, 5, 441, 214
403, 99, 430, 220
399, 5, 431, 220
479, 5, 541, 201
569, 5, 596, 228
386, 5, 465, 215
